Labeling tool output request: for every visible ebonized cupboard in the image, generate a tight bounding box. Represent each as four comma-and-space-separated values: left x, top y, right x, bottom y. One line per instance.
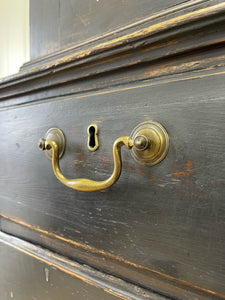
1, 0, 225, 299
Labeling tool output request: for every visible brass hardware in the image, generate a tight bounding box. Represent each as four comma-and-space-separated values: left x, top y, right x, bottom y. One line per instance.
38, 121, 169, 192
134, 135, 149, 151
38, 128, 66, 160
130, 121, 169, 166
87, 124, 99, 151
41, 136, 134, 192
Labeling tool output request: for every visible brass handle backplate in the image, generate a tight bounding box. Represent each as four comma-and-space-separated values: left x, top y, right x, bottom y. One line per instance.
38, 121, 169, 192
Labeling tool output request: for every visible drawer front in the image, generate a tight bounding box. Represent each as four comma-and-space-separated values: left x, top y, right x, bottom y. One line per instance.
0, 238, 123, 300
1, 70, 225, 298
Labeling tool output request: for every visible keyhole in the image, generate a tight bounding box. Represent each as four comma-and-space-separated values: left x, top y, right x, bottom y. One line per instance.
89, 126, 96, 148
87, 124, 99, 151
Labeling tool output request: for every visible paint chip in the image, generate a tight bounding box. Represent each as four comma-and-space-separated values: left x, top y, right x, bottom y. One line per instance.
45, 267, 49, 282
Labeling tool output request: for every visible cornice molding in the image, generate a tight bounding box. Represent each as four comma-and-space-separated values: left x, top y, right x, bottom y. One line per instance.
0, 0, 225, 102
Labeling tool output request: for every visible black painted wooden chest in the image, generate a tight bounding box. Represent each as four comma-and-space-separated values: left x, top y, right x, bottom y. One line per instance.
1, 0, 225, 299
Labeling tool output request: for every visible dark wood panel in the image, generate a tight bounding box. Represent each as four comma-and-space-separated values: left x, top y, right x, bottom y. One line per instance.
30, 0, 60, 59
30, 0, 189, 60
0, 234, 127, 300
1, 70, 225, 298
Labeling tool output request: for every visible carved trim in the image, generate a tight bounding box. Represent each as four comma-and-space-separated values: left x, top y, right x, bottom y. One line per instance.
0, 0, 225, 102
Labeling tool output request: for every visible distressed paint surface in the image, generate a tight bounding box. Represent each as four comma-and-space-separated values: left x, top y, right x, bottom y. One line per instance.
1, 1, 225, 299
1, 71, 225, 299
0, 240, 123, 300
30, 0, 189, 59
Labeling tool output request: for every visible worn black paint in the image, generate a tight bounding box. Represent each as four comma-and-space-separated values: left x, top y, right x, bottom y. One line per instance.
1, 0, 225, 299
1, 71, 225, 299
0, 240, 122, 300
30, 0, 187, 60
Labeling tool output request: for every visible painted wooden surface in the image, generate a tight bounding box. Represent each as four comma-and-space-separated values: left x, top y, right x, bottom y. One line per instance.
1, 0, 224, 105
0, 237, 123, 300
30, 0, 189, 59
1, 0, 225, 299
0, 231, 167, 300
1, 69, 225, 299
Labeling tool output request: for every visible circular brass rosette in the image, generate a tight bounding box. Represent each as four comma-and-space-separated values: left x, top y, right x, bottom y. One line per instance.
130, 121, 169, 166
45, 128, 66, 160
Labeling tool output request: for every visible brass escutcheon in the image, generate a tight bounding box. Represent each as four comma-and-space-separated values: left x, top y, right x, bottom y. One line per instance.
38, 128, 66, 160
87, 124, 99, 151
130, 121, 169, 166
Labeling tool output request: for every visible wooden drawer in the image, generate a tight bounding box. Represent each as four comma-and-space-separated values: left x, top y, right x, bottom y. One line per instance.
1, 1, 225, 298
0, 236, 124, 300
1, 69, 225, 299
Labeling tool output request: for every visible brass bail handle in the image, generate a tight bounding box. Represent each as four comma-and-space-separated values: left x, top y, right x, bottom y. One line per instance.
38, 121, 169, 192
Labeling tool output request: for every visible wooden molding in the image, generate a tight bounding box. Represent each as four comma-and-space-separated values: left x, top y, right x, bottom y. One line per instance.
0, 0, 225, 105
1, 215, 225, 300
0, 230, 167, 300
20, 0, 225, 70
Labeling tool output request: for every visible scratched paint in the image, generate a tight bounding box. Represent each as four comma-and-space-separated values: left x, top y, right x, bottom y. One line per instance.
45, 267, 49, 282
1, 2, 225, 87
173, 159, 198, 180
